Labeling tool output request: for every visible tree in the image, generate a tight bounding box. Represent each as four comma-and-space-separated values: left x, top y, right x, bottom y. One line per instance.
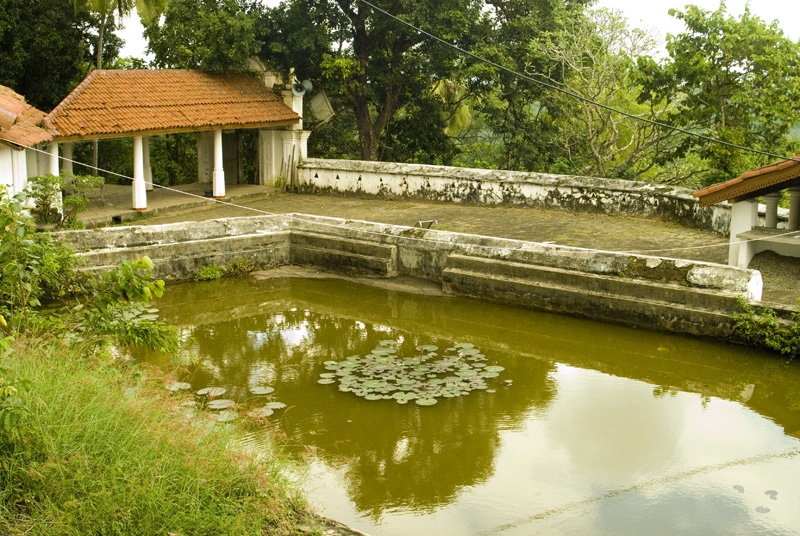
145, 0, 262, 72
0, 0, 92, 110
531, 8, 680, 180
637, 4, 800, 184
261, 0, 485, 161
72, 0, 166, 69
468, 0, 592, 172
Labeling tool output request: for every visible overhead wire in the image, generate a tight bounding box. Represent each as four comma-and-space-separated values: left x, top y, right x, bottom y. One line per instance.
11, 0, 800, 260
356, 0, 800, 166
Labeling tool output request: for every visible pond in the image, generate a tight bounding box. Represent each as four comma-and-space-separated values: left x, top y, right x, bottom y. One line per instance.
148, 276, 800, 536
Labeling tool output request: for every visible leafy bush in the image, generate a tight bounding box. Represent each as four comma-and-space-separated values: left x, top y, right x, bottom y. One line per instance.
26, 172, 103, 227
194, 263, 225, 281
225, 256, 256, 276
731, 297, 800, 359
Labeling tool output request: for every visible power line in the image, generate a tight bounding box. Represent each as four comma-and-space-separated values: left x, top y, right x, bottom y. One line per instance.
356, 0, 800, 166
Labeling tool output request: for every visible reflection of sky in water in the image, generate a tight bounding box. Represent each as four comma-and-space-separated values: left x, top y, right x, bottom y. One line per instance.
307, 364, 800, 536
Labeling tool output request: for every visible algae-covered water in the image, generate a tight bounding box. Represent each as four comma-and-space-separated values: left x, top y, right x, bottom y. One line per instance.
149, 276, 800, 536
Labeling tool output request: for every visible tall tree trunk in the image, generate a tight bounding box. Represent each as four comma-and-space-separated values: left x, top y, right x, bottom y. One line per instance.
91, 11, 109, 176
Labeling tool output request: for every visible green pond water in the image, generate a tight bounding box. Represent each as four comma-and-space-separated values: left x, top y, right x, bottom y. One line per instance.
148, 276, 800, 536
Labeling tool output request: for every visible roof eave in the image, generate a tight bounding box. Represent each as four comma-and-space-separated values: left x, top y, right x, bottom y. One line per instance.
51, 120, 301, 142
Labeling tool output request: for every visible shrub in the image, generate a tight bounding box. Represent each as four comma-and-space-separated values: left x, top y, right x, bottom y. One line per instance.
225, 256, 256, 276
195, 263, 225, 281
731, 297, 800, 359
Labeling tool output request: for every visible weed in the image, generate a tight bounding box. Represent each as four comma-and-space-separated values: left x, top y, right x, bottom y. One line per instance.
194, 263, 225, 281
225, 256, 257, 277
731, 297, 800, 359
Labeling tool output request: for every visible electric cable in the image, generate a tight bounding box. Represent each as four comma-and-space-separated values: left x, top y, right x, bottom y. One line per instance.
356, 0, 800, 166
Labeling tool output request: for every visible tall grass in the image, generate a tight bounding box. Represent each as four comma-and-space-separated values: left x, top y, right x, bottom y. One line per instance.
0, 338, 318, 535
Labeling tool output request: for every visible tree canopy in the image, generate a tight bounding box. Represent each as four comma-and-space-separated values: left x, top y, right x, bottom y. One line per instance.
637, 4, 800, 184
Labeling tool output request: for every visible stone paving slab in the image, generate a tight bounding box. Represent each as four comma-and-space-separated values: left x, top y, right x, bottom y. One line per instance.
78, 186, 800, 305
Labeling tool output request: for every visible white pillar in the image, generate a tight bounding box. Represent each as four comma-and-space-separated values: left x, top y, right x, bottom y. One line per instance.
729, 200, 758, 267
132, 136, 147, 210
764, 192, 782, 228
212, 128, 225, 198
62, 143, 73, 175
788, 188, 800, 231
49, 142, 62, 212
143, 137, 153, 191
48, 142, 59, 177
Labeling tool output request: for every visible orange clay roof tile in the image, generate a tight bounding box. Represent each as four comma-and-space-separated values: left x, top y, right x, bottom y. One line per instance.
45, 70, 299, 140
693, 156, 800, 206
0, 85, 53, 148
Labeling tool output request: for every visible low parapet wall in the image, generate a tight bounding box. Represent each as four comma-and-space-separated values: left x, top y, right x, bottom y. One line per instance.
55, 214, 763, 339
296, 159, 733, 234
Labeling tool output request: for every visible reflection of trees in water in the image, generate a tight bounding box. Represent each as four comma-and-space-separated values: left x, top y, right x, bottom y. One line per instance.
181, 308, 556, 515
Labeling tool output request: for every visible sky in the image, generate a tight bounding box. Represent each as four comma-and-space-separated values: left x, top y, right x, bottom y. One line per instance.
118, 0, 800, 59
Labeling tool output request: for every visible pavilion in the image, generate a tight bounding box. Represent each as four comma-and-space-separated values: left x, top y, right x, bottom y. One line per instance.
42, 65, 307, 210
694, 157, 800, 268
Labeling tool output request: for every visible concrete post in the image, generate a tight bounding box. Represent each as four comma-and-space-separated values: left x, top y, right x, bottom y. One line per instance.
788, 188, 800, 231
212, 129, 225, 198
49, 142, 62, 212
143, 136, 153, 191
61, 143, 73, 175
729, 200, 758, 267
132, 136, 147, 210
764, 192, 782, 228
48, 142, 59, 177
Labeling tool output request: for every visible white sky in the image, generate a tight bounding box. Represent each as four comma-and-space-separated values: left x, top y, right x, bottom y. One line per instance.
119, 0, 800, 60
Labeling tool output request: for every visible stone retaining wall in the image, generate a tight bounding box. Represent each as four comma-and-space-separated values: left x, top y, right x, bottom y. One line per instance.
296, 159, 734, 233
55, 214, 763, 339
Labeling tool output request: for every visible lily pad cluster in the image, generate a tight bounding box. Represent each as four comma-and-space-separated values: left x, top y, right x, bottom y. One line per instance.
318, 340, 504, 406
165, 382, 287, 421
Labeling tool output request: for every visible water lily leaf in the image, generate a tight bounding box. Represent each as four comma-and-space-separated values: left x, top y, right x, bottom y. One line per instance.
459, 348, 480, 356
480, 372, 500, 378
455, 370, 477, 377
319, 373, 337, 379
317, 378, 336, 385
250, 386, 275, 395
208, 399, 236, 410
365, 393, 383, 401
416, 398, 438, 406
265, 401, 287, 409
197, 387, 227, 397
484, 366, 505, 373
248, 407, 274, 418
416, 345, 438, 352
166, 382, 192, 391
454, 342, 474, 349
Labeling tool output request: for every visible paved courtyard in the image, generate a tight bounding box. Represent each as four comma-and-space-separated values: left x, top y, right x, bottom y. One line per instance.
80, 184, 800, 305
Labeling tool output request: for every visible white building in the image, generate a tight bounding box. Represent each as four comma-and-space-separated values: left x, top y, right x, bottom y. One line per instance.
0, 85, 54, 197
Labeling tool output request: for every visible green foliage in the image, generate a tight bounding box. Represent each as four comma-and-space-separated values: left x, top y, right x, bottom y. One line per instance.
0, 0, 92, 110
0, 339, 310, 534
0, 365, 29, 447
731, 297, 800, 359
636, 5, 800, 184
1, 187, 179, 354
26, 172, 103, 226
75, 257, 179, 354
225, 256, 256, 277
195, 263, 225, 281
145, 0, 262, 72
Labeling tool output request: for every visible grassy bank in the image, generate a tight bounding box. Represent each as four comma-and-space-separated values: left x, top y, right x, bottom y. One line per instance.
0, 336, 322, 535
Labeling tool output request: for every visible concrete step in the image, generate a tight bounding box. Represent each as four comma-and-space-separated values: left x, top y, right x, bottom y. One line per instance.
446, 254, 738, 312
442, 257, 736, 336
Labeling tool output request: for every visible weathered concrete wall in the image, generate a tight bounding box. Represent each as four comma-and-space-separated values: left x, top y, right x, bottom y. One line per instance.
55, 214, 764, 339
296, 159, 734, 234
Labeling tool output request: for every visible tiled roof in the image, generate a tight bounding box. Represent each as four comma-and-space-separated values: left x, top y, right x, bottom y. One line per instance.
693, 157, 800, 206
0, 85, 53, 148
45, 70, 300, 141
